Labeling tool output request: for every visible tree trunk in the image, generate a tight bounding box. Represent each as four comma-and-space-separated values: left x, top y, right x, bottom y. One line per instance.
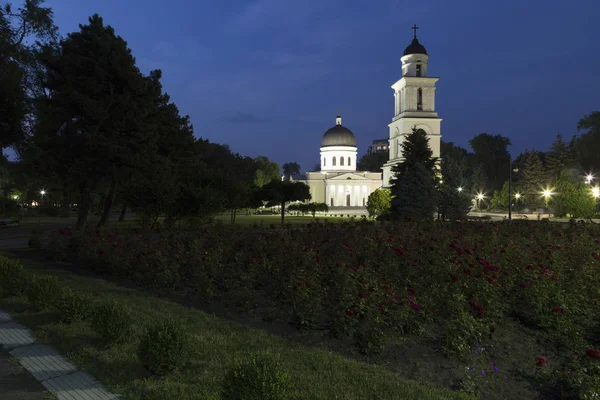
75, 189, 92, 231
118, 204, 127, 222
233, 208, 237, 224
281, 200, 285, 225
97, 178, 117, 228
59, 182, 70, 218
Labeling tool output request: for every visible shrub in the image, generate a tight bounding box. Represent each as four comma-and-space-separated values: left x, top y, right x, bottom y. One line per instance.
0, 256, 31, 297
138, 319, 189, 375
221, 353, 293, 400
26, 275, 63, 311
91, 299, 133, 345
55, 288, 93, 324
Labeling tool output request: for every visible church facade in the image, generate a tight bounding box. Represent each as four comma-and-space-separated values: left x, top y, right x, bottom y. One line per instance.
304, 116, 383, 210
303, 27, 442, 212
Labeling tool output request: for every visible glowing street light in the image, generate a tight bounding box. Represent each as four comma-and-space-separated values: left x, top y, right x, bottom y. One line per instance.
514, 193, 521, 200
475, 193, 485, 211
541, 188, 554, 208
40, 190, 46, 196
457, 186, 463, 192
585, 174, 594, 184
593, 186, 600, 199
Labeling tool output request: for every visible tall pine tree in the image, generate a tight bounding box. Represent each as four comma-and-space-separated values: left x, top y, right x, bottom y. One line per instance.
389, 128, 438, 221
520, 149, 549, 209
546, 133, 577, 182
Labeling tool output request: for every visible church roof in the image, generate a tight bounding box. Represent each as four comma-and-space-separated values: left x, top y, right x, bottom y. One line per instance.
321, 116, 357, 147
403, 37, 427, 56
321, 125, 357, 147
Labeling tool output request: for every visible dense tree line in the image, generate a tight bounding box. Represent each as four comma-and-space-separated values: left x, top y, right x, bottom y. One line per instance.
1, 3, 309, 227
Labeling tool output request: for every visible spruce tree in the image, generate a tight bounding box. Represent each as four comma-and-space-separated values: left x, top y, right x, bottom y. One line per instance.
546, 133, 577, 181
520, 149, 548, 209
389, 128, 438, 221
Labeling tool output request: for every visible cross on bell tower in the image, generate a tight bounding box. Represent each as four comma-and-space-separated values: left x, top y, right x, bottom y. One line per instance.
411, 24, 419, 39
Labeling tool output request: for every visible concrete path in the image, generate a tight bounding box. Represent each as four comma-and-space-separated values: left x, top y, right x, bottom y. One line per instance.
0, 309, 119, 400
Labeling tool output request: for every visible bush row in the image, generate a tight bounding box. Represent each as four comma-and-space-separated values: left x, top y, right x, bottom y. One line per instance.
0, 256, 293, 399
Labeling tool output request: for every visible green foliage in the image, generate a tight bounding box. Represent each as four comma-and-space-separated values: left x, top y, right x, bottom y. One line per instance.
259, 180, 311, 224
90, 298, 133, 344
546, 133, 578, 181
439, 154, 471, 219
138, 318, 189, 375
468, 133, 511, 192
391, 162, 437, 221
289, 202, 328, 217
254, 156, 280, 187
282, 162, 301, 180
357, 151, 388, 172
490, 181, 510, 210
0, 0, 58, 150
221, 353, 293, 400
576, 111, 600, 173
0, 256, 30, 297
26, 275, 62, 311
366, 188, 392, 217
390, 128, 438, 221
520, 149, 548, 209
0, 197, 20, 216
553, 171, 596, 218
55, 288, 93, 323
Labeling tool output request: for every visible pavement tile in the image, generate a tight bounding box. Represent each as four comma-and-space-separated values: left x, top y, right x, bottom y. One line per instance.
0, 321, 36, 349
10, 344, 77, 381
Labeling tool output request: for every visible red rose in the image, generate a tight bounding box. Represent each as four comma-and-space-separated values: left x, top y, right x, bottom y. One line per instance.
552, 306, 565, 314
586, 349, 600, 360
535, 356, 549, 367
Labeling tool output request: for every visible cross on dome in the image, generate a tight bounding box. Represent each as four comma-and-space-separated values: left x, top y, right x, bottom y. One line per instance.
411, 24, 419, 39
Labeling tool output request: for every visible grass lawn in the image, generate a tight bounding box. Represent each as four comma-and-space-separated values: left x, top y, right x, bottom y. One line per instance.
0, 252, 471, 400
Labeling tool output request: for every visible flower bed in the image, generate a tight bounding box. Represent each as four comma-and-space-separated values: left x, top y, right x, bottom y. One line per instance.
42, 220, 600, 397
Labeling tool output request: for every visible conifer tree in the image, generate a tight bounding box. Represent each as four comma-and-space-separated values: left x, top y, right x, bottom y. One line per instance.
389, 128, 438, 221
520, 149, 548, 209
546, 133, 577, 181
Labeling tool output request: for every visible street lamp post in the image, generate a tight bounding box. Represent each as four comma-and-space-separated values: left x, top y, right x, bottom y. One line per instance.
508, 161, 519, 222
40, 190, 46, 206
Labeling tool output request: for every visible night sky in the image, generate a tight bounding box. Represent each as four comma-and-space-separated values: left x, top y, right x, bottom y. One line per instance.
30, 0, 600, 171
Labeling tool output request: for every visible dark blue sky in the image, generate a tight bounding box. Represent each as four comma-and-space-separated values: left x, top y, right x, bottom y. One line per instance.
44, 0, 600, 171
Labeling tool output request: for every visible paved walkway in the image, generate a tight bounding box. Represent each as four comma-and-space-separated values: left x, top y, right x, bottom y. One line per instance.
0, 309, 119, 400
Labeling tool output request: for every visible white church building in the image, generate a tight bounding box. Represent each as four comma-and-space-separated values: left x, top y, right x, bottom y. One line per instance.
303, 27, 442, 212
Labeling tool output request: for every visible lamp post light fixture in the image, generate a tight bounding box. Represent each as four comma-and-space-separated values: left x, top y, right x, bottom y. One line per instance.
507, 160, 519, 222
457, 186, 463, 193
593, 186, 600, 199
541, 188, 553, 209
476, 193, 485, 211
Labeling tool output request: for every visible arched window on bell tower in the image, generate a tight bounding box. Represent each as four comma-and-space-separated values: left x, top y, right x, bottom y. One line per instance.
416, 64, 422, 77
340, 157, 344, 166
347, 157, 351, 166
323, 158, 326, 167
332, 156, 336, 166
417, 88, 423, 111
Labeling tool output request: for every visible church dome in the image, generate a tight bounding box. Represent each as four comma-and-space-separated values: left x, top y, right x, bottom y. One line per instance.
403, 37, 427, 56
321, 116, 357, 147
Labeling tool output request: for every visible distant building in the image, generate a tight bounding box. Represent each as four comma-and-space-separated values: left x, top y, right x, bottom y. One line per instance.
367, 139, 389, 154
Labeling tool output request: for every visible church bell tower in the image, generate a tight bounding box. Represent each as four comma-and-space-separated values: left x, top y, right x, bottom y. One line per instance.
382, 25, 442, 187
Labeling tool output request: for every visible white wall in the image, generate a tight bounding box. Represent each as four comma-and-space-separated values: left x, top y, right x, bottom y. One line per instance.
320, 146, 357, 172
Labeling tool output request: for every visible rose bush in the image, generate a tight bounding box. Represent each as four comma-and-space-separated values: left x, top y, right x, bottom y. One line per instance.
41, 220, 600, 392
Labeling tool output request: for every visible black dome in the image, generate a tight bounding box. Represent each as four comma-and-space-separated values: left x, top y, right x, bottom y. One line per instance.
321, 124, 357, 147
403, 37, 427, 56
